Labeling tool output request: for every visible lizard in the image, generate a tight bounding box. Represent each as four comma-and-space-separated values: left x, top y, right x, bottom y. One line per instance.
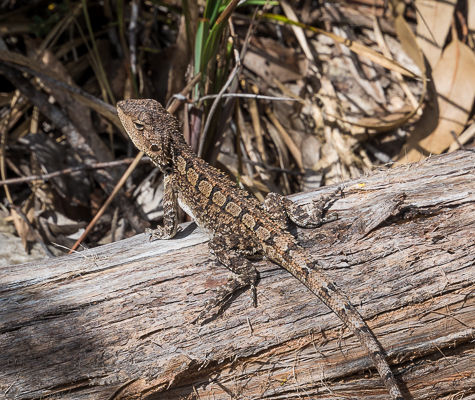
117, 98, 405, 400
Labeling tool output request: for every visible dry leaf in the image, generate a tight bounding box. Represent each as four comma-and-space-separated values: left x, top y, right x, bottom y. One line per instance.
395, 12, 425, 73
469, 1, 475, 35
415, 0, 456, 68
351, 11, 426, 132
10, 208, 30, 250
280, 0, 314, 61
399, 38, 475, 162
244, 38, 307, 83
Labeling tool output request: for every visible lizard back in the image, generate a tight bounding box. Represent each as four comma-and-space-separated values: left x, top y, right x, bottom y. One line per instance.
117, 98, 405, 400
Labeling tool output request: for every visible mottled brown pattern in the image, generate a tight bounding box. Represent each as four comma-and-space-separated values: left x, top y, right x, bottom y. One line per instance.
241, 213, 256, 230
273, 234, 289, 251
187, 168, 199, 186
117, 99, 405, 400
256, 226, 271, 241
198, 179, 213, 197
176, 155, 186, 174
212, 191, 227, 207
225, 201, 242, 217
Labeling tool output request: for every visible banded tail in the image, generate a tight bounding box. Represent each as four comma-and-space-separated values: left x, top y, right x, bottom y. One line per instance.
273, 247, 404, 399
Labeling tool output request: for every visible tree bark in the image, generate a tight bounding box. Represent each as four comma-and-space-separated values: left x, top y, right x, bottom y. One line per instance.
1, 150, 474, 400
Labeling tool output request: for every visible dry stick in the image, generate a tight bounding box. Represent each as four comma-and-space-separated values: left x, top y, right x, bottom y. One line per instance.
68, 152, 143, 254
209, 9, 258, 166
197, 7, 258, 160
10, 204, 54, 257
0, 158, 143, 186
198, 49, 241, 157
0, 93, 18, 204
197, 93, 296, 102
0, 51, 120, 128
265, 107, 303, 170
0, 94, 53, 257
214, 0, 240, 27
68, 73, 201, 254
128, 0, 139, 76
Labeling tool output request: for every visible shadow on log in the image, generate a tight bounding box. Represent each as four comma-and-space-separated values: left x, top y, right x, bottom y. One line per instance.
1, 150, 474, 399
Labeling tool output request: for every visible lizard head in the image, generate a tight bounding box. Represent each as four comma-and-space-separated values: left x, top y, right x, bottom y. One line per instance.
117, 99, 182, 171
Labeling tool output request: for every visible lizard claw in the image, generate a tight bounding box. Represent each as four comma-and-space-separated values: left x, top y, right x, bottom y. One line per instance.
146, 225, 181, 241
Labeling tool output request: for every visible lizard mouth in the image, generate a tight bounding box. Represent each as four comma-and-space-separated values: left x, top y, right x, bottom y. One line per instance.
116, 102, 128, 122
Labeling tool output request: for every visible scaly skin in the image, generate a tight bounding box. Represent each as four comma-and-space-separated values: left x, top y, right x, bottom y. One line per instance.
117, 98, 405, 399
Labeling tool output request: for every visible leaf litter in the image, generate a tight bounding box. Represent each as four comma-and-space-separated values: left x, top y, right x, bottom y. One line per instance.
0, 0, 473, 261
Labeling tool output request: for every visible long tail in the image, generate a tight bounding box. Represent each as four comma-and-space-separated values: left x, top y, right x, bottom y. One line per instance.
279, 250, 404, 399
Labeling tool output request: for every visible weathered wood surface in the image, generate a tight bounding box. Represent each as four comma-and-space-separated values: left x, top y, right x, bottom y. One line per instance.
1, 150, 474, 400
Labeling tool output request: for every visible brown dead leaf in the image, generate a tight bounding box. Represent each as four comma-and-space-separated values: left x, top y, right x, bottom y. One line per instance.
280, 0, 314, 61
166, 8, 197, 100
0, 49, 120, 129
244, 38, 307, 83
415, 0, 456, 68
399, 38, 475, 162
262, 12, 420, 78
265, 107, 303, 169
351, 11, 426, 132
10, 208, 34, 250
469, 1, 475, 35
395, 12, 425, 73
352, 105, 418, 136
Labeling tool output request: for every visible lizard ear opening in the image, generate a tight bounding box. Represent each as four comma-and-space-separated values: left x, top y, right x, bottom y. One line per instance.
133, 121, 144, 130
150, 144, 159, 152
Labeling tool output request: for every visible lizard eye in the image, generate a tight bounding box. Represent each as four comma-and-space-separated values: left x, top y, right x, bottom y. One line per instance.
150, 144, 159, 152
133, 120, 144, 130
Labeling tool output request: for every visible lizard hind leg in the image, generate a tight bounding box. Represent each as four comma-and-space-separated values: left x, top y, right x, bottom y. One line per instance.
193, 235, 260, 325
263, 187, 342, 229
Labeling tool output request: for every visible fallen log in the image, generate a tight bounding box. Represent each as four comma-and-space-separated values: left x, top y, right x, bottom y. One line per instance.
1, 150, 474, 400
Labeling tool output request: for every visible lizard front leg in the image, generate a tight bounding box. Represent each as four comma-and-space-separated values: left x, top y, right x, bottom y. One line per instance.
194, 235, 259, 324
147, 173, 179, 240
263, 187, 341, 228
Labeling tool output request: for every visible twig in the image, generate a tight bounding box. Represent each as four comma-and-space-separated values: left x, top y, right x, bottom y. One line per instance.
0, 157, 145, 186
197, 5, 259, 160
207, 6, 259, 165
68, 151, 144, 254
128, 0, 139, 76
0, 50, 119, 127
197, 93, 297, 103
265, 106, 303, 170
68, 73, 201, 254
0, 63, 112, 158
219, 149, 304, 176
167, 73, 202, 115
11, 204, 54, 257
0, 92, 19, 204
198, 48, 241, 157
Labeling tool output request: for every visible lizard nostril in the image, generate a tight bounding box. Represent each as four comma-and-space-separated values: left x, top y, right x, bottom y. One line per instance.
151, 144, 159, 152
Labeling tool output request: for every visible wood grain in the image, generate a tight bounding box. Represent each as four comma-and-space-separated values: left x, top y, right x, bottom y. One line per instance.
1, 150, 474, 400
